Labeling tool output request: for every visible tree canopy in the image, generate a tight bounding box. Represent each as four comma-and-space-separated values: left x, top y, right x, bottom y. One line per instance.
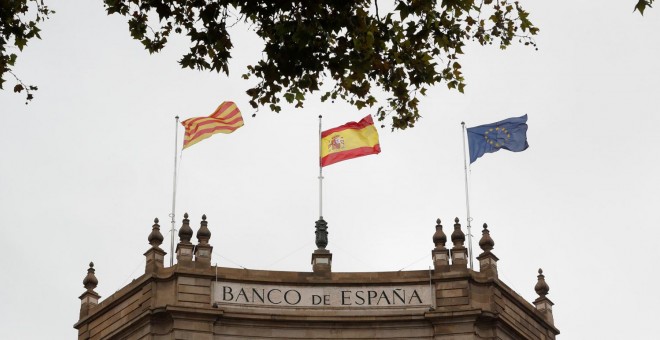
103, 0, 540, 129
0, 0, 53, 103
1, 0, 654, 128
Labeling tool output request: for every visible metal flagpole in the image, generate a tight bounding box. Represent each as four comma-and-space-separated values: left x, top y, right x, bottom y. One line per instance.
318, 115, 324, 219
169, 116, 180, 267
461, 122, 474, 270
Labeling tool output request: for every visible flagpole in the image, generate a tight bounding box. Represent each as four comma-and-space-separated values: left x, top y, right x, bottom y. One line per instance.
169, 116, 180, 267
318, 115, 324, 219
461, 122, 474, 270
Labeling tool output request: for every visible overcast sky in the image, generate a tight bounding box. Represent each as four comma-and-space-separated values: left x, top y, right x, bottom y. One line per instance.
1, 1, 658, 339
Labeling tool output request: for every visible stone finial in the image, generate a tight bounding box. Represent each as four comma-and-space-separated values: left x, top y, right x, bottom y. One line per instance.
145, 218, 167, 273
193, 215, 213, 266
449, 217, 468, 269
533, 268, 555, 325
451, 217, 465, 248
535, 268, 550, 297
82, 262, 98, 291
432, 218, 447, 250
315, 218, 329, 249
148, 218, 164, 247
178, 212, 193, 243
79, 262, 101, 319
432, 218, 450, 271
478, 223, 494, 252
476, 223, 498, 276
176, 212, 195, 264
196, 214, 211, 245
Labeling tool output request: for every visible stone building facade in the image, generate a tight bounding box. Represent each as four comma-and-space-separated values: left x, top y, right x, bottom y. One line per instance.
74, 214, 559, 339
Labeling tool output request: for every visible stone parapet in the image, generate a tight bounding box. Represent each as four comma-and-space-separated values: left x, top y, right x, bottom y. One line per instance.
74, 215, 558, 339
75, 264, 559, 339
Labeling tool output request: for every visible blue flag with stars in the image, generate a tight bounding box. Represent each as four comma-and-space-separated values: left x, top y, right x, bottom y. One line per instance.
466, 114, 529, 164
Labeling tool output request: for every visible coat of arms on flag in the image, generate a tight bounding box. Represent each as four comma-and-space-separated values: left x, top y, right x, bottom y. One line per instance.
328, 135, 345, 152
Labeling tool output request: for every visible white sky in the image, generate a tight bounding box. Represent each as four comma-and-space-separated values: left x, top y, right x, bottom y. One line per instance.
1, 1, 658, 339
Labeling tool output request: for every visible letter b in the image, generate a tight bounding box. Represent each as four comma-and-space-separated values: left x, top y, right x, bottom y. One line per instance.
223, 286, 234, 301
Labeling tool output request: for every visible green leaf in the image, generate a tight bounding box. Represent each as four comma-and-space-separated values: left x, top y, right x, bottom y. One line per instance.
395, 3, 410, 20
15, 38, 27, 51
634, 0, 653, 15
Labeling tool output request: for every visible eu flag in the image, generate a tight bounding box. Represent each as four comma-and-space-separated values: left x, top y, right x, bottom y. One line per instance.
466, 115, 529, 164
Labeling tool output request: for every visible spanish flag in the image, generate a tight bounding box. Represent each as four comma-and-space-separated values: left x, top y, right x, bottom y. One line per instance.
181, 101, 244, 149
320, 115, 381, 167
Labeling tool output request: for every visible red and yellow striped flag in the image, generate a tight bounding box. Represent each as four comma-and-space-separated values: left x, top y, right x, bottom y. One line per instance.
320, 115, 381, 167
181, 101, 244, 149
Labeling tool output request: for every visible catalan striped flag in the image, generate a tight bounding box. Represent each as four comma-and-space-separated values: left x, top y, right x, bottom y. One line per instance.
320, 115, 381, 167
181, 101, 244, 149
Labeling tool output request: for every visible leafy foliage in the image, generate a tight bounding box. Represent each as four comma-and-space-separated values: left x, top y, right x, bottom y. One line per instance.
635, 0, 655, 15
0, 1, 652, 116
0, 0, 53, 103
103, 0, 539, 129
